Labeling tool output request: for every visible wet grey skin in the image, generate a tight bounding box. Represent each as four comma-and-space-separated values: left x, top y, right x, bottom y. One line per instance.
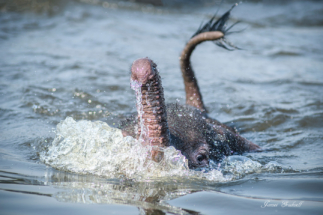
119, 6, 260, 169
120, 59, 259, 169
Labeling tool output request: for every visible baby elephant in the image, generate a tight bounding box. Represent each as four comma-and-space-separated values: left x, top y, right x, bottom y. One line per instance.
119, 58, 259, 169
119, 5, 260, 169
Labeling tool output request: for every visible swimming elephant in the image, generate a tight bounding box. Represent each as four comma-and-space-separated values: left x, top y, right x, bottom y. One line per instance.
119, 5, 260, 169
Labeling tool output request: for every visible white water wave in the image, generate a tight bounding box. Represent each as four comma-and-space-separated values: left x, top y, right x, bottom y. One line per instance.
40, 117, 286, 181
40, 117, 226, 181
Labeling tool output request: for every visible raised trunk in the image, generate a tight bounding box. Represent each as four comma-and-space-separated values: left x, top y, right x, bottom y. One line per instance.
130, 58, 170, 162
180, 31, 224, 113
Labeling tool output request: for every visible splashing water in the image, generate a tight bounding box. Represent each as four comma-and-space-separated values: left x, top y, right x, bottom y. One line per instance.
40, 117, 228, 181
220, 156, 262, 179
39, 117, 289, 181
130, 79, 148, 143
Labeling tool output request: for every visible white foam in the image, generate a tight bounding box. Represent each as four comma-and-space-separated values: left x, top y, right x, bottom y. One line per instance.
40, 117, 226, 181
220, 155, 263, 179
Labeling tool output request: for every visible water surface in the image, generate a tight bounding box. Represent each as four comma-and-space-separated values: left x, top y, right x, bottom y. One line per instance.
0, 0, 323, 214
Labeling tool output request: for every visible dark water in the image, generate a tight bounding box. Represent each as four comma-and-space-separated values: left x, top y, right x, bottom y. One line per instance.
1, 0, 323, 214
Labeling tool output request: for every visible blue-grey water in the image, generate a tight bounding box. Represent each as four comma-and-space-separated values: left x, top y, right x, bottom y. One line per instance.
0, 0, 323, 214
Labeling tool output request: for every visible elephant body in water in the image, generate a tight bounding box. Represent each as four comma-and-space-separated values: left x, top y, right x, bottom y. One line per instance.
119, 58, 259, 169
121, 102, 259, 169
119, 5, 260, 169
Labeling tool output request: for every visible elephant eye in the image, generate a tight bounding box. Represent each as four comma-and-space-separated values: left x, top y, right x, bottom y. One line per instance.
197, 154, 206, 163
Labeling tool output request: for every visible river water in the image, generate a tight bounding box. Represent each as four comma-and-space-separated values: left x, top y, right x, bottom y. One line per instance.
0, 0, 323, 214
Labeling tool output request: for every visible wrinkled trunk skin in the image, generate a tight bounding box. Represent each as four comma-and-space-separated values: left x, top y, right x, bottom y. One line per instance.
127, 58, 170, 162
120, 58, 259, 169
